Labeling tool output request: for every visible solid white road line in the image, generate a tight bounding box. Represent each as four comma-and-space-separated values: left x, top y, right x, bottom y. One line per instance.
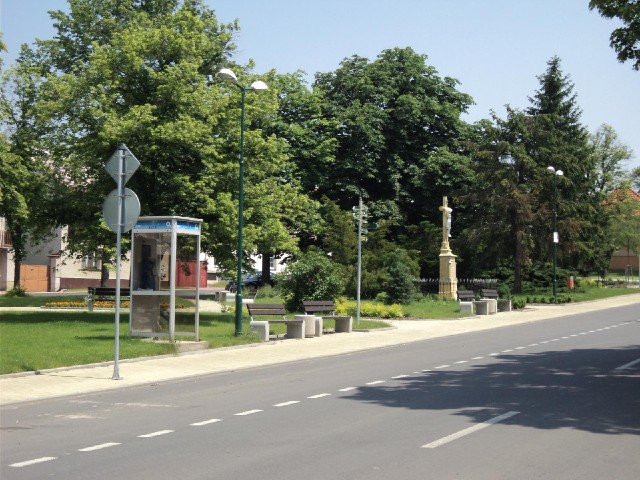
138, 430, 174, 438
615, 358, 640, 371
421, 411, 520, 449
234, 409, 263, 416
10, 457, 57, 468
190, 419, 222, 426
79, 442, 121, 452
274, 401, 300, 407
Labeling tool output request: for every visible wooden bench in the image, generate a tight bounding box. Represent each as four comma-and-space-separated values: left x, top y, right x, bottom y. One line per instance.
87, 287, 130, 311
302, 300, 352, 333
246, 303, 304, 341
480, 288, 511, 312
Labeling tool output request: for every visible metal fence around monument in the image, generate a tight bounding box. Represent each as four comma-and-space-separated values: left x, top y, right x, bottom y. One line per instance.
417, 278, 498, 295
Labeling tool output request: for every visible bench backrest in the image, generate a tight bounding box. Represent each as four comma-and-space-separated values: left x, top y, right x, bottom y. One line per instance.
480, 289, 499, 299
246, 303, 286, 321
88, 287, 131, 297
457, 290, 475, 301
303, 300, 335, 314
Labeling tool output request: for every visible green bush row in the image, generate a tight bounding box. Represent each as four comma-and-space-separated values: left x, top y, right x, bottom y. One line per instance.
335, 298, 404, 319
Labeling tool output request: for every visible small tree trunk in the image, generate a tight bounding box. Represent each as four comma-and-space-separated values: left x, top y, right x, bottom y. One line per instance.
100, 250, 110, 287
261, 252, 271, 286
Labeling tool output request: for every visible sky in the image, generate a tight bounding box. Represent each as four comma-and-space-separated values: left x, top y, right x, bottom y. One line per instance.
1, 0, 638, 170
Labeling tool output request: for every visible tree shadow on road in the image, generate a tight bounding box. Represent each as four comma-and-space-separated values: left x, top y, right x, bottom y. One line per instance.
339, 345, 640, 435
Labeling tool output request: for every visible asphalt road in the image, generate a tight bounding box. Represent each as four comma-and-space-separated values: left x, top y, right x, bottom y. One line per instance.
2, 304, 639, 479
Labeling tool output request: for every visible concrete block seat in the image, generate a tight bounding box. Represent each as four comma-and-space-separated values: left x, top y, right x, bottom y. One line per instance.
246, 304, 304, 341
302, 300, 352, 333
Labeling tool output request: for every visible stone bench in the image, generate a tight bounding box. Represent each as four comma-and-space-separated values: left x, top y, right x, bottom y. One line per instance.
246, 303, 304, 341
302, 300, 352, 333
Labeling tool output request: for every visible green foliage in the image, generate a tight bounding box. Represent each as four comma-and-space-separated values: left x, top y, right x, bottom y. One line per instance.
275, 251, 344, 312
511, 298, 527, 309
4, 285, 27, 297
335, 298, 404, 319
589, 0, 640, 70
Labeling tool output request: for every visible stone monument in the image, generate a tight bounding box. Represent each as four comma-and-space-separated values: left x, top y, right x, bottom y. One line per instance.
438, 196, 457, 299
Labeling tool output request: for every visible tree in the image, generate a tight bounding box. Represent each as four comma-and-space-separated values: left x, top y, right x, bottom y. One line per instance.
589, 0, 640, 70
1, 39, 61, 289
459, 57, 608, 290
15, 0, 312, 281
275, 250, 344, 312
590, 124, 633, 193
312, 47, 474, 277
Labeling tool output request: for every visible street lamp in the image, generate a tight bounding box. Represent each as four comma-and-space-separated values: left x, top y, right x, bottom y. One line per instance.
217, 68, 268, 335
547, 166, 563, 298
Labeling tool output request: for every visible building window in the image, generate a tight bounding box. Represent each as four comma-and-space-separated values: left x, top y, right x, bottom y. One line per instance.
81, 252, 100, 270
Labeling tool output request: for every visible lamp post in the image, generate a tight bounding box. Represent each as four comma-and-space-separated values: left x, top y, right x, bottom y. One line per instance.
547, 166, 563, 298
217, 68, 268, 336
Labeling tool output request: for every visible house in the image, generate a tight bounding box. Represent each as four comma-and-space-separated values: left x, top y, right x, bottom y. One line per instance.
1, 217, 287, 292
607, 188, 640, 274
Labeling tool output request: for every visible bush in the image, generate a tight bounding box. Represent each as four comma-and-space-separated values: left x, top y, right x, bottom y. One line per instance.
275, 251, 344, 312
336, 298, 403, 318
5, 285, 27, 297
512, 298, 527, 309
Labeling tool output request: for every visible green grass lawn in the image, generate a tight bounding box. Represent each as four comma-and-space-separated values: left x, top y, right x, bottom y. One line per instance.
1, 286, 637, 374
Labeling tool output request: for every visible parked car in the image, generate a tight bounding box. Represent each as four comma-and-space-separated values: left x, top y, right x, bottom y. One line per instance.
225, 272, 275, 291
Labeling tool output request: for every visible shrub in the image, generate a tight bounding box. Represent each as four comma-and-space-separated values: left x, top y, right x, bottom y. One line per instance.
512, 298, 527, 309
5, 285, 27, 297
335, 298, 403, 318
275, 251, 344, 312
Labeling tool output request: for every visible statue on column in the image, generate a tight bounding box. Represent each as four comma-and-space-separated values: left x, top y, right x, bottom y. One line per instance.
439, 197, 453, 252
438, 196, 457, 299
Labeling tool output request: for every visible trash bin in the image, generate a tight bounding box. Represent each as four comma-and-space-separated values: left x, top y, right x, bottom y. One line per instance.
565, 276, 574, 289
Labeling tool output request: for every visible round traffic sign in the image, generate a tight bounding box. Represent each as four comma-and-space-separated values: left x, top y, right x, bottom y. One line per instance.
102, 188, 141, 233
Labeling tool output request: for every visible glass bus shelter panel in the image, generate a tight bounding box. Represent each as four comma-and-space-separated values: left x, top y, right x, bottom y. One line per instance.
175, 234, 200, 289
131, 232, 171, 291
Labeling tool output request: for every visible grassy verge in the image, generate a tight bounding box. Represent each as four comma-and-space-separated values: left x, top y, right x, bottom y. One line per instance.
0, 310, 262, 375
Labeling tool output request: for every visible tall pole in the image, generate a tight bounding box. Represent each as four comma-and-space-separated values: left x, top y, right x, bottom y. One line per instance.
112, 147, 124, 380
356, 196, 362, 326
235, 88, 247, 336
547, 166, 562, 298
552, 172, 558, 298
217, 68, 267, 336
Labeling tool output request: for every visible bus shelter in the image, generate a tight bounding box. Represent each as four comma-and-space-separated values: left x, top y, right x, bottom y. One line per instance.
129, 216, 203, 341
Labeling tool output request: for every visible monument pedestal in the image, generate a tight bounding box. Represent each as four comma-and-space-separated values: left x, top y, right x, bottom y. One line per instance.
439, 247, 457, 300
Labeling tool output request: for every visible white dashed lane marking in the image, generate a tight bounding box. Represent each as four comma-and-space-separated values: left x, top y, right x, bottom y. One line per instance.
421, 411, 520, 449
235, 410, 263, 416
190, 418, 221, 426
79, 442, 121, 452
308, 393, 331, 399
10, 457, 57, 468
274, 401, 300, 407
366, 380, 386, 385
339, 387, 357, 392
138, 430, 174, 438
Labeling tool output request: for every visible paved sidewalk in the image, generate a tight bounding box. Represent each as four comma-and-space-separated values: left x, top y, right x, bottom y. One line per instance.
1, 294, 638, 406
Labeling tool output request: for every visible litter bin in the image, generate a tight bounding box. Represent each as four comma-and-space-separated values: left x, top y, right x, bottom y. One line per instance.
565, 276, 574, 289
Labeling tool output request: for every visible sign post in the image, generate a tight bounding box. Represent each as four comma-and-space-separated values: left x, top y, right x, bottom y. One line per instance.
103, 144, 140, 380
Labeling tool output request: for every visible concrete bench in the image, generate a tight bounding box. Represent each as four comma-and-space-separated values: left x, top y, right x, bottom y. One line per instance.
302, 300, 352, 333
456, 290, 475, 315
246, 303, 304, 341
480, 288, 510, 312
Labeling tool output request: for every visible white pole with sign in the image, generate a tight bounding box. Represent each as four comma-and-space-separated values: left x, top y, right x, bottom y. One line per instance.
103, 144, 140, 380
